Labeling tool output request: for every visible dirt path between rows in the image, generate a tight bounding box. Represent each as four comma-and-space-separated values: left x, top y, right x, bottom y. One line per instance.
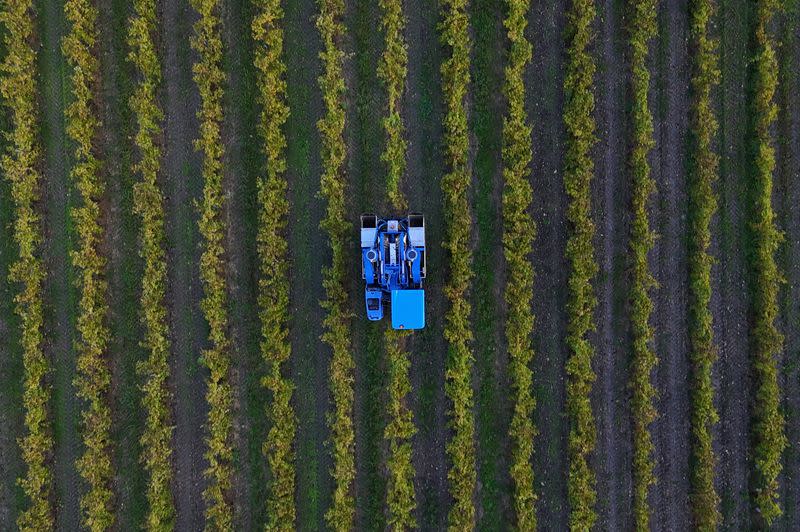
712, 0, 752, 528
161, 0, 208, 529
342, 0, 389, 528
220, 1, 270, 529
649, 1, 691, 529
593, 0, 633, 528
403, 0, 449, 528
283, 1, 331, 528
0, 108, 24, 529
777, 10, 800, 530
97, 0, 150, 528
525, 2, 570, 529
36, 0, 82, 529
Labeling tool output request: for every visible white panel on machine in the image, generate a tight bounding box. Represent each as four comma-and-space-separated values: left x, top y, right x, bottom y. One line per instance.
408, 227, 425, 247
361, 228, 377, 248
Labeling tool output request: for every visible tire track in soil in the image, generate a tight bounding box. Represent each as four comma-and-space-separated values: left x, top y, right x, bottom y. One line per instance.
97, 0, 149, 528
649, 1, 691, 530
593, 0, 633, 529
777, 9, 800, 530
404, 0, 448, 528
0, 83, 24, 528
36, 0, 82, 528
161, 0, 208, 529
471, 0, 512, 527
526, 1, 569, 529
712, 0, 752, 528
221, 1, 269, 529
343, 0, 388, 529
284, 1, 330, 528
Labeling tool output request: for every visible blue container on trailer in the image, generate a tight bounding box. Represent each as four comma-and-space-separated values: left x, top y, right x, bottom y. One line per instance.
390, 289, 425, 330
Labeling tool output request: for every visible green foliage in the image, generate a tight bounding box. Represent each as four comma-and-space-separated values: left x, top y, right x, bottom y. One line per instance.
189, 0, 234, 528
439, 0, 477, 529
251, 0, 297, 528
316, 0, 356, 529
627, 1, 658, 529
127, 0, 176, 528
377, 0, 408, 212
377, 1, 417, 528
563, 0, 599, 528
500, 0, 537, 529
687, 0, 721, 527
62, 0, 115, 528
750, 0, 787, 525
0, 1, 53, 529
384, 329, 416, 531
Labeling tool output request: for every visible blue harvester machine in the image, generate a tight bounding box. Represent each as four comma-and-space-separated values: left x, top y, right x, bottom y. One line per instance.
360, 213, 426, 329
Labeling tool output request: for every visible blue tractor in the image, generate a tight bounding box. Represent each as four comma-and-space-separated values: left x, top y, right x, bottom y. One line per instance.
360, 213, 426, 329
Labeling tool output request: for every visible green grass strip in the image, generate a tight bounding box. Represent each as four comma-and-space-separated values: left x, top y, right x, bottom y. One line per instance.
563, 0, 599, 528
62, 0, 115, 528
127, 0, 176, 528
628, 0, 659, 528
0, 0, 53, 528
439, 0, 477, 529
251, 0, 297, 528
189, 0, 235, 528
750, 0, 787, 525
687, 0, 721, 527
316, 0, 356, 529
501, 0, 536, 528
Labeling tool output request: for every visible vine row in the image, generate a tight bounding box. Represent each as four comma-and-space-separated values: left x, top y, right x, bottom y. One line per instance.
62, 0, 115, 528
316, 0, 356, 528
127, 0, 176, 527
189, 0, 234, 528
501, 0, 537, 528
252, 0, 297, 527
439, 0, 477, 528
0, 0, 53, 528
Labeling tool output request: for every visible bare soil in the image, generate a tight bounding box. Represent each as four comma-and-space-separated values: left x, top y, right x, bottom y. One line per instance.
220, 0, 270, 529
649, 1, 691, 529
592, 0, 633, 528
0, 112, 24, 530
403, 0, 450, 529
777, 9, 800, 530
161, 0, 208, 529
97, 0, 150, 528
525, 1, 571, 529
35, 0, 82, 529
342, 0, 389, 528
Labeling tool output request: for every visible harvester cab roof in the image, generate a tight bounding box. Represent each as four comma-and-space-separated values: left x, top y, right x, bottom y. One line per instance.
360, 213, 426, 330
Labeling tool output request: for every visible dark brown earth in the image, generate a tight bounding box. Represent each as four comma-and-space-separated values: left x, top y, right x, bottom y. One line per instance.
220, 0, 269, 529
161, 0, 208, 529
593, 0, 633, 529
342, 0, 389, 529
97, 0, 150, 529
777, 8, 800, 530
526, 1, 570, 530
35, 0, 82, 529
713, 0, 752, 528
650, 1, 691, 530
404, 0, 450, 529
0, 85, 23, 530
